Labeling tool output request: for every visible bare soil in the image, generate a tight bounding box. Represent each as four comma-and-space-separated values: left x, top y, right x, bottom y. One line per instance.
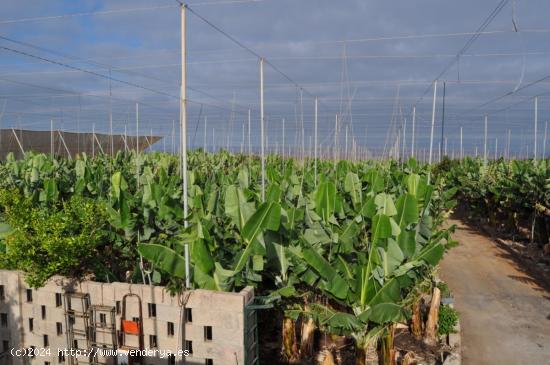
440, 218, 550, 365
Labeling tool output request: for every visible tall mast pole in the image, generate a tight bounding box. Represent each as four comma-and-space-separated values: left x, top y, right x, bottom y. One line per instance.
439, 81, 446, 158
109, 68, 114, 156
172, 120, 175, 155
135, 101, 140, 276
92, 123, 95, 158
402, 117, 407, 162
300, 89, 304, 160
534, 97, 538, 161
136, 103, 139, 155
248, 109, 251, 155
543, 121, 548, 158
428, 81, 438, 182
241, 121, 245, 153
334, 115, 338, 164
411, 106, 416, 158
180, 4, 190, 289
50, 119, 54, 158
204, 116, 207, 152
124, 124, 128, 152
314, 98, 318, 186
484, 115, 488, 169
460, 126, 463, 159
507, 128, 511, 160
282, 118, 285, 160
345, 125, 348, 160
260, 58, 265, 202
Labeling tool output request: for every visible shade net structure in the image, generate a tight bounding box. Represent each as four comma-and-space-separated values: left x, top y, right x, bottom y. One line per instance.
0, 129, 162, 160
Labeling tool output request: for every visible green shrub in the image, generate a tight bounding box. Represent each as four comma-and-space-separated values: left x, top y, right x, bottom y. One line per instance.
438, 304, 459, 336
0, 189, 109, 287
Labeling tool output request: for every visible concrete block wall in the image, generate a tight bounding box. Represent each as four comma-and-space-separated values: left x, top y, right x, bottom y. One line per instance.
0, 270, 255, 365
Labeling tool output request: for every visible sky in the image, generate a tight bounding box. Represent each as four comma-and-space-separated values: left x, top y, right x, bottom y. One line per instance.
1, 0, 550, 158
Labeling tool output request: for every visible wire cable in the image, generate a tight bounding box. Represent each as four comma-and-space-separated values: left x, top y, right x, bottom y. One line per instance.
0, 1, 264, 25
412, 0, 511, 106
0, 34, 254, 112
184, 4, 334, 112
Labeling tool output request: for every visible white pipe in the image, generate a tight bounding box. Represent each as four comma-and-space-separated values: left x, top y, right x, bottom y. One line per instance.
507, 129, 511, 160
484, 115, 488, 169
248, 110, 251, 155
314, 98, 318, 185
428, 81, 437, 183
334, 115, 338, 163
172, 120, 175, 155
543, 121, 548, 158
282, 118, 285, 160
204, 116, 207, 153
260, 58, 265, 201
50, 119, 54, 158
460, 126, 463, 159
534, 97, 538, 160
180, 4, 190, 289
58, 130, 72, 160
92, 123, 95, 158
402, 117, 407, 161
11, 128, 25, 155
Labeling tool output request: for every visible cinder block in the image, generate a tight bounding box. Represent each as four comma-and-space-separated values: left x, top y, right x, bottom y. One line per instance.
185, 290, 212, 309
183, 323, 204, 342
0, 270, 253, 365
210, 291, 244, 312
87, 281, 103, 303
154, 286, 167, 304
101, 283, 116, 304
112, 282, 131, 299
240, 286, 255, 304
208, 327, 244, 347
154, 304, 177, 322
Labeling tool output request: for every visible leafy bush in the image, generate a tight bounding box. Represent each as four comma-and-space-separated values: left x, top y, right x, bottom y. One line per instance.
435, 157, 549, 246
0, 189, 109, 287
438, 304, 459, 336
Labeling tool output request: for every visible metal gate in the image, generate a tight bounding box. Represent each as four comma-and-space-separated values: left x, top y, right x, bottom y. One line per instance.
244, 296, 275, 365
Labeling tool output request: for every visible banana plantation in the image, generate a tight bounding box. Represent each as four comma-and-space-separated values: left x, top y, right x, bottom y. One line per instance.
1, 148, 549, 364
0, 149, 469, 364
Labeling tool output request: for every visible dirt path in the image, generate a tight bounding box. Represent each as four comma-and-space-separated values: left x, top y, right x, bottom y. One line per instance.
439, 218, 550, 365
